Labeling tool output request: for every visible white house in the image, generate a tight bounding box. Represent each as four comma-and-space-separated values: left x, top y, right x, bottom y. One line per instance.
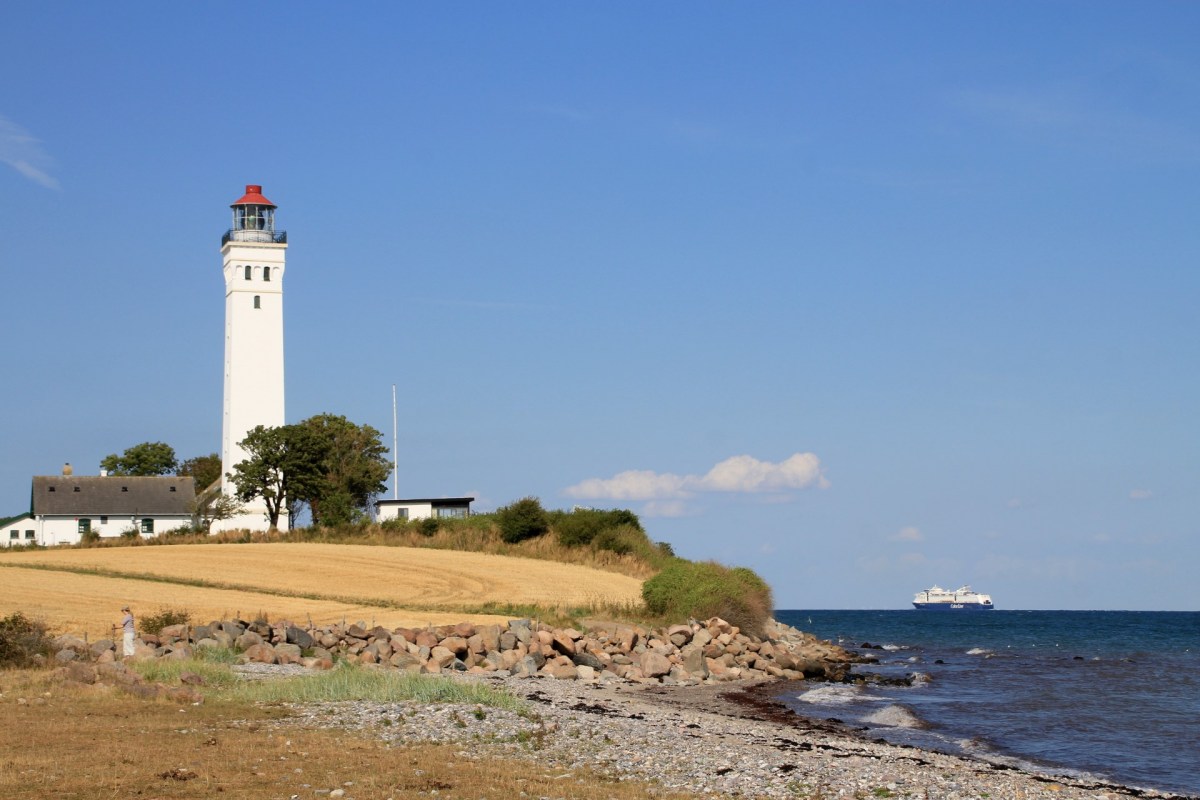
3, 474, 197, 547
376, 497, 474, 522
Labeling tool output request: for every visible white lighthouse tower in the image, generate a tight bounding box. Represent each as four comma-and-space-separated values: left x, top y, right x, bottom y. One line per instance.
217, 184, 287, 531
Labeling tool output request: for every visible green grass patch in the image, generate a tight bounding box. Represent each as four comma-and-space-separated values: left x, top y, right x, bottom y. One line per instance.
225, 663, 527, 711
128, 656, 239, 689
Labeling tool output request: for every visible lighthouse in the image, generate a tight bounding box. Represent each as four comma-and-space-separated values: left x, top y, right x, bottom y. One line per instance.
217, 184, 287, 531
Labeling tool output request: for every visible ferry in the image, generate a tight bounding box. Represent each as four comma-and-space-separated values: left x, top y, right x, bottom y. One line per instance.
913, 585, 994, 610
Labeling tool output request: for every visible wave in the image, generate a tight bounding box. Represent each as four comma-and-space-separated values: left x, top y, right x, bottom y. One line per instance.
863, 704, 925, 728
794, 685, 863, 705
965, 647, 992, 656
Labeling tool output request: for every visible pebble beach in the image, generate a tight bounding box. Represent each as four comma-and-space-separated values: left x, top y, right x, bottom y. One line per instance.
239, 663, 1188, 800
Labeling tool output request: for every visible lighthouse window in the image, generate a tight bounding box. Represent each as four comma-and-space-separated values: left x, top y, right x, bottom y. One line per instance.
245, 265, 252, 281
263, 268, 270, 282
254, 295, 261, 309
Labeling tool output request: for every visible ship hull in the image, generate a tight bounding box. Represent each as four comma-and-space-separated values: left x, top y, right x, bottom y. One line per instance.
913, 602, 994, 610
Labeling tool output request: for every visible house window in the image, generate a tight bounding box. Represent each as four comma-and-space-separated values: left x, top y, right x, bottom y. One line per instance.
245, 265, 252, 280
263, 267, 271, 282
100, 516, 108, 525
254, 295, 261, 309
25, 530, 35, 540
78, 519, 91, 535
436, 507, 468, 519
140, 518, 154, 534
8, 531, 16, 540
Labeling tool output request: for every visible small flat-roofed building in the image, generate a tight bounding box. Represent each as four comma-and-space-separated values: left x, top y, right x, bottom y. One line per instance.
376, 497, 474, 522
7, 475, 198, 546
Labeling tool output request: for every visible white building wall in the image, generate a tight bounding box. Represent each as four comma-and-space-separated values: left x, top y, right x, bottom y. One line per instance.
377, 502, 435, 522
4, 515, 195, 547
217, 239, 287, 531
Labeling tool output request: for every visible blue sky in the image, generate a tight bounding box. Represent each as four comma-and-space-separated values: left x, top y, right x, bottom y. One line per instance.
2, 4, 1197, 610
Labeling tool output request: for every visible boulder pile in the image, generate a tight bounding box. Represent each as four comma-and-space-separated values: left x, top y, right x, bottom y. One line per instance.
50, 616, 854, 685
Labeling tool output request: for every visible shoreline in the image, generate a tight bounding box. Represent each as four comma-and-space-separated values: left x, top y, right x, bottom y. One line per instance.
249, 663, 1196, 800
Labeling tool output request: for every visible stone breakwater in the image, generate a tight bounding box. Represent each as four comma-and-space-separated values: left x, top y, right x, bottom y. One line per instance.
50, 616, 857, 685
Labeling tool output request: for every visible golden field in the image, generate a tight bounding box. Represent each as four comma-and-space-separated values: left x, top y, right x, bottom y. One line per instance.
0, 543, 644, 636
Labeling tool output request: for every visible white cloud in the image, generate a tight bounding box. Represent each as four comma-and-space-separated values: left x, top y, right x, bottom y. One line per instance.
892, 526, 924, 542
564, 452, 828, 503
564, 469, 689, 501
689, 453, 828, 493
1129, 488, 1153, 501
0, 115, 59, 189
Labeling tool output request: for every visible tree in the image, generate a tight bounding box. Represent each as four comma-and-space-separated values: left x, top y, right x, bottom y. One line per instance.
227, 425, 326, 530
178, 453, 222, 492
100, 441, 178, 476
299, 414, 391, 527
189, 485, 245, 532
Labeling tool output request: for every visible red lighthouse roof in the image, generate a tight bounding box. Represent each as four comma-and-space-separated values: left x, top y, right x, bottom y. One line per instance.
230, 184, 276, 208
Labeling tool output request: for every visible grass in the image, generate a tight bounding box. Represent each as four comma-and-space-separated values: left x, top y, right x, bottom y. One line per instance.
224, 663, 529, 712
0, 667, 704, 800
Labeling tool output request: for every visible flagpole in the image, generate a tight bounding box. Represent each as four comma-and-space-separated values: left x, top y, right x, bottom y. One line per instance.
392, 383, 398, 500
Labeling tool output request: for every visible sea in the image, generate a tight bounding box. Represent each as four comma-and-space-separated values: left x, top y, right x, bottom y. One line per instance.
772, 610, 1200, 798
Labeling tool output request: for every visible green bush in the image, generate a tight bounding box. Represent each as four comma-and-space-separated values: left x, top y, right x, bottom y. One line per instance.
593, 523, 643, 555
642, 560, 774, 637
551, 507, 643, 548
495, 497, 549, 544
418, 517, 439, 537
139, 607, 191, 635
0, 612, 54, 668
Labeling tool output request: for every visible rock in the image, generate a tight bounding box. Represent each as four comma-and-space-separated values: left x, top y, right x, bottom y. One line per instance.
681, 643, 708, 678
274, 643, 303, 664
243, 643, 277, 664
65, 662, 97, 684
54, 649, 77, 664
429, 646, 457, 669
286, 626, 314, 649
346, 623, 368, 639
235, 631, 263, 650
179, 671, 205, 685
551, 630, 577, 656
159, 623, 188, 641
640, 651, 672, 679
439, 636, 469, 657
390, 651, 421, 669
546, 662, 579, 680
414, 630, 439, 649
571, 651, 605, 671
163, 645, 194, 661
453, 622, 476, 638
89, 639, 115, 657
53, 634, 89, 655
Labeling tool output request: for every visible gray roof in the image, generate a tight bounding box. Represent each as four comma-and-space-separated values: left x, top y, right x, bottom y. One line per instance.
32, 476, 195, 516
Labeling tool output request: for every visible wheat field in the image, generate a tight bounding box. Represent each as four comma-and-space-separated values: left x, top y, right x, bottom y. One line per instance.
0, 543, 644, 636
